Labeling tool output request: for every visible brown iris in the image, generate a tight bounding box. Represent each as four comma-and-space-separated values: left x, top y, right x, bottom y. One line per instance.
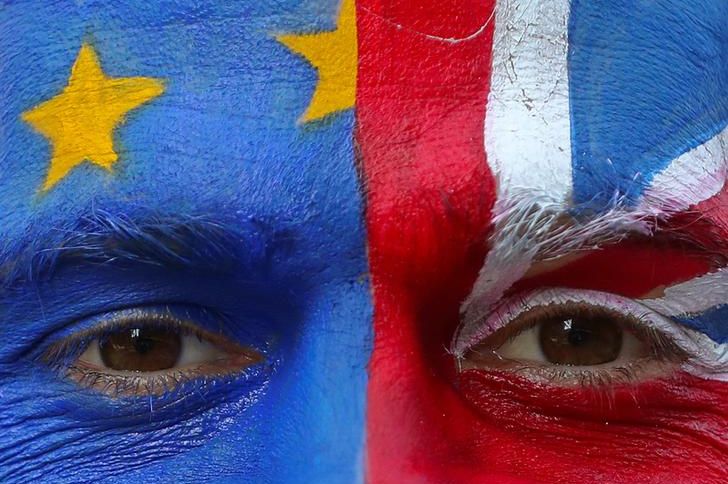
99, 327, 182, 372
538, 314, 622, 365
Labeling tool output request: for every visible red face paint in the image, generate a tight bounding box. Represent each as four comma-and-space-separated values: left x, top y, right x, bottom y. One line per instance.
511, 241, 716, 298
456, 369, 728, 482
666, 181, 728, 256
357, 1, 727, 482
358, 0, 500, 481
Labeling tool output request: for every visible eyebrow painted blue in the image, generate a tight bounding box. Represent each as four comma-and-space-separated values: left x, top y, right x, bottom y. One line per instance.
0, 1, 371, 482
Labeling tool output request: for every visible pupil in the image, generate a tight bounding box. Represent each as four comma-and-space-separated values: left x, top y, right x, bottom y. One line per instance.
133, 337, 155, 355
99, 326, 182, 372
538, 314, 623, 366
566, 326, 591, 346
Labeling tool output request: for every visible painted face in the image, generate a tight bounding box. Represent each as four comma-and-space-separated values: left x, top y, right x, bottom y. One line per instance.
0, 0, 725, 483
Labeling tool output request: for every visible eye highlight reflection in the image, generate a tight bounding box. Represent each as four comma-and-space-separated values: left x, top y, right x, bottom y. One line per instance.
535, 306, 628, 365
44, 307, 264, 397
454, 289, 699, 387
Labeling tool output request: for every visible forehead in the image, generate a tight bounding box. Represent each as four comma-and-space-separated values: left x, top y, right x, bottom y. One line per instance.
0, 0, 358, 253
569, 0, 727, 208
9, 1, 718, 353
0, 1, 726, 246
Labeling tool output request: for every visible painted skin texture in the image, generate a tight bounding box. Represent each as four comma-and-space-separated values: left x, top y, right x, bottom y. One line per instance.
1, 1, 727, 484
1, 1, 370, 482
360, 1, 727, 483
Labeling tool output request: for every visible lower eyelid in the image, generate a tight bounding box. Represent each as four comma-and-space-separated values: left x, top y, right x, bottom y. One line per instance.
66, 350, 264, 397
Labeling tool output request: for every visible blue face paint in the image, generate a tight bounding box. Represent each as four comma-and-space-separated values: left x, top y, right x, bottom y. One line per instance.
568, 0, 728, 209
675, 306, 728, 345
0, 1, 371, 482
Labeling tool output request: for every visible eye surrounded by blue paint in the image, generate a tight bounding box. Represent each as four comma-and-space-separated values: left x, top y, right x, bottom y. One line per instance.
44, 306, 264, 397
1, 0, 372, 480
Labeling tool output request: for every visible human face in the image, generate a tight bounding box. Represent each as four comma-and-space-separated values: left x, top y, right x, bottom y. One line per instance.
1, 1, 726, 483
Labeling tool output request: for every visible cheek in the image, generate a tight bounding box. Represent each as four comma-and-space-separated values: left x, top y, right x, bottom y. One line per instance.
459, 371, 728, 480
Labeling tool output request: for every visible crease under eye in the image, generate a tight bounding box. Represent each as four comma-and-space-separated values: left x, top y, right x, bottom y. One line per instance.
43, 307, 264, 397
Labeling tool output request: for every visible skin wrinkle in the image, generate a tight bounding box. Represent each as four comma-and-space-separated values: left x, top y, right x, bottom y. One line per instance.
457, 365, 728, 447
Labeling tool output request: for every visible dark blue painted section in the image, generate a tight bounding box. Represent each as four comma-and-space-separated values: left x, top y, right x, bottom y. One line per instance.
568, 0, 728, 209
676, 306, 728, 345
0, 1, 370, 482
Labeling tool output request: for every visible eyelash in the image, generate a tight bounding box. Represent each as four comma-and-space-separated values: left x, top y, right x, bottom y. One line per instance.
43, 307, 261, 398
453, 288, 727, 385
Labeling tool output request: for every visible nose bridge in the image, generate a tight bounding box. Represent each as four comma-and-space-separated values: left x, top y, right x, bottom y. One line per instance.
356, 0, 499, 480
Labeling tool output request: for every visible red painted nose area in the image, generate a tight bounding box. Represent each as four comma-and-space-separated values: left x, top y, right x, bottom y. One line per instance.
356, 1, 498, 481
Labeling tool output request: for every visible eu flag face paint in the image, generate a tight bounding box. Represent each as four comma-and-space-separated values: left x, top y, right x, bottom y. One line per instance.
1, 1, 370, 482
1, 1, 727, 483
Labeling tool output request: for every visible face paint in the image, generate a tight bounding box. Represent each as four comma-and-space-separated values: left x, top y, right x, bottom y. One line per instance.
642, 268, 728, 344
1, 0, 727, 483
1, 1, 370, 482
569, 0, 728, 209
359, 0, 727, 482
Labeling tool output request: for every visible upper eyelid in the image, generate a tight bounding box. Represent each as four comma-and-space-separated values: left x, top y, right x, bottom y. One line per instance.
452, 288, 728, 378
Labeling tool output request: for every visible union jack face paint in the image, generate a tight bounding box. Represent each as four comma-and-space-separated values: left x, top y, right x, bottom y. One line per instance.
0, 0, 726, 483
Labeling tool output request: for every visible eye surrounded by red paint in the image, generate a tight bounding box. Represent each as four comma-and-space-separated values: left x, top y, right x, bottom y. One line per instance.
453, 288, 711, 386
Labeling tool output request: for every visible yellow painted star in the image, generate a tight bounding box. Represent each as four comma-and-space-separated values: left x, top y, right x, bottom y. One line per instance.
22, 43, 165, 191
277, 0, 357, 122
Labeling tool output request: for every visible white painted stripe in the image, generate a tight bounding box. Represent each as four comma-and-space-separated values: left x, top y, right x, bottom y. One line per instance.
458, 1, 728, 381
639, 126, 728, 214
485, 0, 572, 201
642, 267, 728, 317
461, 0, 574, 336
